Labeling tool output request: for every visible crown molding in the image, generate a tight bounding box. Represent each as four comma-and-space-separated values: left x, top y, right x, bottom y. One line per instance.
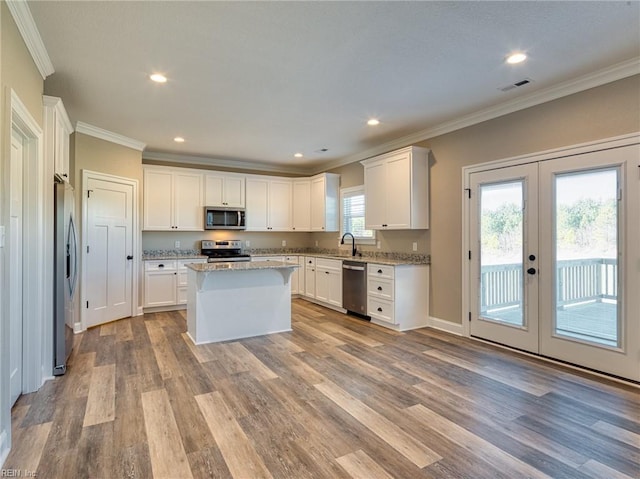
6, 0, 55, 79
142, 150, 310, 175
75, 121, 146, 151
313, 57, 640, 174
43, 95, 73, 133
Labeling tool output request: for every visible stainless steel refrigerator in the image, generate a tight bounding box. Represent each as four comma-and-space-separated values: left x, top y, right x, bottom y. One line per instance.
54, 179, 77, 375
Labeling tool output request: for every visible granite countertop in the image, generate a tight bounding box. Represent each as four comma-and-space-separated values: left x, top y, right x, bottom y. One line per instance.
186, 260, 299, 272
248, 250, 430, 266
142, 250, 208, 260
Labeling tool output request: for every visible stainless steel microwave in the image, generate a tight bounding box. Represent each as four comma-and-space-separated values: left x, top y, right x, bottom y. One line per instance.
204, 207, 246, 230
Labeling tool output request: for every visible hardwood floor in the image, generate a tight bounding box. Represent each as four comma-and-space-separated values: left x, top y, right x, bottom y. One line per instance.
5, 299, 639, 478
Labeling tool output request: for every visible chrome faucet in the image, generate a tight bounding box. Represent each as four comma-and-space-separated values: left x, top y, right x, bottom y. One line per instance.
340, 232, 357, 256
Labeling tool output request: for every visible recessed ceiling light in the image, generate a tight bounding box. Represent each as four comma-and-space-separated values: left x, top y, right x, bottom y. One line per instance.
174, 137, 185, 143
367, 118, 380, 126
294, 153, 303, 158
506, 52, 527, 64
150, 73, 167, 83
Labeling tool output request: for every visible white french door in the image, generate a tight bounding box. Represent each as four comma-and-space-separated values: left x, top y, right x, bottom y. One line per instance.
469, 143, 639, 381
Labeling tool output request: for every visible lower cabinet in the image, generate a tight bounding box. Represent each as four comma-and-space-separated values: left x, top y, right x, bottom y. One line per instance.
304, 257, 316, 299
315, 258, 342, 307
144, 258, 207, 309
367, 263, 430, 331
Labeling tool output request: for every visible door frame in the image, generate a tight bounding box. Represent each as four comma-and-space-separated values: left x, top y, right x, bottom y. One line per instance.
462, 132, 640, 338
81, 170, 139, 331
2, 90, 45, 462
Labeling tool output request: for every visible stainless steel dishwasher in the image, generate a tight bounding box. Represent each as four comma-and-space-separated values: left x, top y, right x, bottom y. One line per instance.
342, 260, 369, 318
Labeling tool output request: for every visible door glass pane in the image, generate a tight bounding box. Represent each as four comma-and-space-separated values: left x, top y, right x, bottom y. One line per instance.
554, 169, 619, 347
479, 181, 524, 326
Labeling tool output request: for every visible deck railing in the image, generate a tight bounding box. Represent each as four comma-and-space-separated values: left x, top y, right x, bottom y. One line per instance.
480, 258, 617, 312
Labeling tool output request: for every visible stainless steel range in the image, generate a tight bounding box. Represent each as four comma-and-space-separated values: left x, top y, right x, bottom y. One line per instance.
201, 240, 251, 263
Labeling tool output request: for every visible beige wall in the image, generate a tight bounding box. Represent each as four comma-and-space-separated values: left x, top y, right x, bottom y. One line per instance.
422, 75, 639, 325
143, 230, 312, 252
1, 2, 43, 125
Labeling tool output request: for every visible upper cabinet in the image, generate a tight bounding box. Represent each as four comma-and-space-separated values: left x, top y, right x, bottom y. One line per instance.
310, 173, 340, 232
143, 166, 203, 231
204, 173, 245, 208
361, 146, 429, 230
43, 96, 73, 182
292, 179, 311, 231
245, 176, 292, 231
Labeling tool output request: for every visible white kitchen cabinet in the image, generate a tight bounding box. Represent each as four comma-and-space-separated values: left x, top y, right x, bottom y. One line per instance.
143, 167, 204, 231
297, 256, 305, 296
245, 176, 292, 231
144, 258, 206, 308
310, 173, 340, 232
367, 263, 430, 331
205, 173, 245, 208
361, 146, 429, 230
304, 257, 316, 299
43, 96, 73, 182
292, 179, 311, 231
284, 256, 300, 294
315, 258, 342, 307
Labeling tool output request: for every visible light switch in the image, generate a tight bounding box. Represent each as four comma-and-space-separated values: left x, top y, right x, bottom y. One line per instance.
282, 240, 287, 247
246, 240, 251, 247
413, 242, 418, 251
315, 240, 319, 247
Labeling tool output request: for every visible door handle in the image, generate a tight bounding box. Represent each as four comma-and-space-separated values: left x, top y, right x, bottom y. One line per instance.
527, 267, 536, 275
127, 255, 134, 260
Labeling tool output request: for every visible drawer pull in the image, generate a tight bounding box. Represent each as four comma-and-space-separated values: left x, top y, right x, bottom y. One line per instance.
377, 307, 383, 312
158, 264, 164, 268
377, 286, 382, 291
377, 269, 383, 274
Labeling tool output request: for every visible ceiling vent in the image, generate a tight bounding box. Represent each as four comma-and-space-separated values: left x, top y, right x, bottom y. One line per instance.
499, 78, 534, 92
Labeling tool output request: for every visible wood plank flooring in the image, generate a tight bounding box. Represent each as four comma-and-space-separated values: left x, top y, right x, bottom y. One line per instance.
5, 299, 639, 478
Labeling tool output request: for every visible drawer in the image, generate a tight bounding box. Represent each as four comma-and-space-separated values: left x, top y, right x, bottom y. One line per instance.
304, 257, 316, 266
252, 256, 285, 262
144, 260, 177, 272
368, 277, 394, 301
368, 263, 394, 279
368, 297, 395, 324
178, 258, 206, 270
316, 258, 341, 271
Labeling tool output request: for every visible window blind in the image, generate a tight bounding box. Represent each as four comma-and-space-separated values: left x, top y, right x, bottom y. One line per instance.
341, 188, 374, 239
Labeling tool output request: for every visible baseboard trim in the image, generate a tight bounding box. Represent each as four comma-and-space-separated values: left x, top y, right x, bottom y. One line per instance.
73, 321, 83, 334
136, 306, 144, 316
428, 316, 464, 336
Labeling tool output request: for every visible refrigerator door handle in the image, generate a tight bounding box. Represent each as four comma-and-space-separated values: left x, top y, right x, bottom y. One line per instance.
67, 215, 79, 300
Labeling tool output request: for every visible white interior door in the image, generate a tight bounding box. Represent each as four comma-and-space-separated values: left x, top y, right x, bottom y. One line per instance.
469, 144, 639, 381
9, 130, 24, 406
469, 163, 539, 353
85, 177, 134, 328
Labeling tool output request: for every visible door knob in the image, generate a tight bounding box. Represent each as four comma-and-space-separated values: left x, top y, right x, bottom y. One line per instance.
127, 255, 134, 260
527, 267, 536, 275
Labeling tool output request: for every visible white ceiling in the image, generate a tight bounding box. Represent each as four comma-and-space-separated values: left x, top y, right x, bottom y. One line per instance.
28, 1, 640, 173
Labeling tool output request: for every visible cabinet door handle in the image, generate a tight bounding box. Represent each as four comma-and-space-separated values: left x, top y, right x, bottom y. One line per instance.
127, 255, 134, 260
325, 271, 329, 274
377, 307, 383, 312
377, 286, 382, 291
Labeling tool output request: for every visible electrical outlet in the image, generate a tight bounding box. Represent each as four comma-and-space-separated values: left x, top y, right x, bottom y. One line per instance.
315, 240, 319, 247
377, 241, 381, 249
245, 240, 251, 248
282, 240, 287, 247
0, 226, 4, 248
174, 240, 181, 249
413, 242, 418, 252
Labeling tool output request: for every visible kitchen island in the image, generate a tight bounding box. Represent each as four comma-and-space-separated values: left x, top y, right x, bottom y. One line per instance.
185, 260, 298, 344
